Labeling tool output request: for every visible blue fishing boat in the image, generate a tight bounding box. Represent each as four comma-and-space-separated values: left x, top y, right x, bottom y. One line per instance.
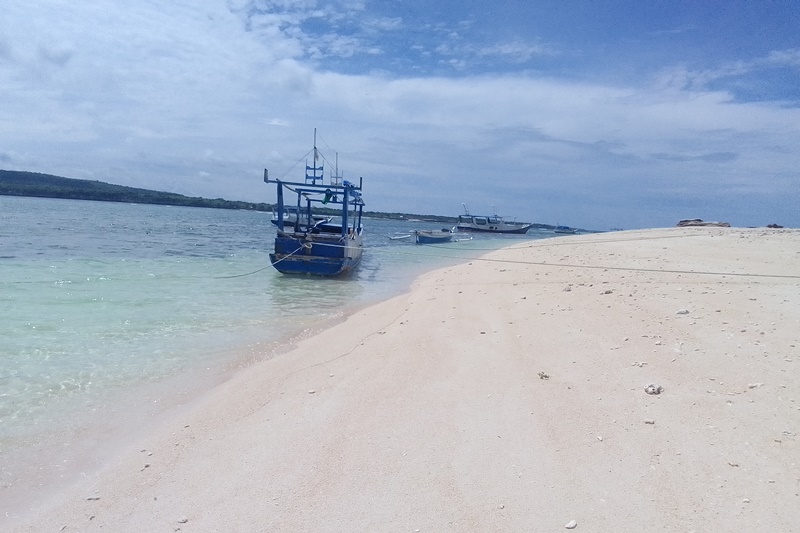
264, 130, 365, 276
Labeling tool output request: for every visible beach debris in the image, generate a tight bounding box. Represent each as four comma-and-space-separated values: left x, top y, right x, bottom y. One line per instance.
178, 516, 189, 524
596, 435, 603, 441
87, 496, 101, 501
602, 289, 613, 294
565, 519, 578, 529
632, 361, 648, 367
538, 371, 550, 380
748, 382, 763, 389
308, 389, 316, 394
563, 285, 572, 292
676, 309, 689, 315
644, 419, 655, 425
645, 384, 664, 395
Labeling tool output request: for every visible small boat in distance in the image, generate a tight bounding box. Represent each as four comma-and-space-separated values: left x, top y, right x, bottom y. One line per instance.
456, 204, 533, 234
414, 228, 454, 244
264, 129, 365, 276
554, 225, 578, 234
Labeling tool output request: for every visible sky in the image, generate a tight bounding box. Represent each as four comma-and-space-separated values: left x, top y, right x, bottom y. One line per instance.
1, 1, 799, 230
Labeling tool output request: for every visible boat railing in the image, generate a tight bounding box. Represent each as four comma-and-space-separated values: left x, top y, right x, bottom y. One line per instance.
265, 171, 364, 239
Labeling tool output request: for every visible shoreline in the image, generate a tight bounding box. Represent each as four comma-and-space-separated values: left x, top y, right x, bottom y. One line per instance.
1, 295, 377, 521
7, 227, 800, 531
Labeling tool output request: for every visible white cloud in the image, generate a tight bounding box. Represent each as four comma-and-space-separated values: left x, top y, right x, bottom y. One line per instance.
1, 1, 799, 229
361, 16, 402, 33
477, 41, 557, 62
654, 48, 800, 94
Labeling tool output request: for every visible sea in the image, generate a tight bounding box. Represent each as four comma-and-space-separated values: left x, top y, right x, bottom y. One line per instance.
0, 195, 554, 516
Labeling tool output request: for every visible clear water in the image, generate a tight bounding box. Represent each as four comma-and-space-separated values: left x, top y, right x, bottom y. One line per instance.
0, 196, 552, 511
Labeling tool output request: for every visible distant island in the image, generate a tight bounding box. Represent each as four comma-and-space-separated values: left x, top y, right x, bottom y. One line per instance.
0, 169, 562, 229
0, 169, 272, 212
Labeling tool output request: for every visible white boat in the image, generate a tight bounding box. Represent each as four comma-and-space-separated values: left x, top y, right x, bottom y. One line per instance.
456, 204, 532, 234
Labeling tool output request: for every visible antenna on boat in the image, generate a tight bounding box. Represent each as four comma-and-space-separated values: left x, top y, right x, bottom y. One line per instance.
305, 127, 323, 184
462, 203, 470, 215
332, 151, 342, 187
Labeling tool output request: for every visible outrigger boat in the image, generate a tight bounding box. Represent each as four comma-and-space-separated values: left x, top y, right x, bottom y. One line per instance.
554, 225, 578, 234
414, 228, 454, 244
264, 130, 365, 276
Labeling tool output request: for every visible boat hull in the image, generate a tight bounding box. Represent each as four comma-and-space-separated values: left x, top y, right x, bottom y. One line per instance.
270, 233, 363, 276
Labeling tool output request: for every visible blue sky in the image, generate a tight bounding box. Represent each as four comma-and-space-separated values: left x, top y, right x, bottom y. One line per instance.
1, 1, 798, 229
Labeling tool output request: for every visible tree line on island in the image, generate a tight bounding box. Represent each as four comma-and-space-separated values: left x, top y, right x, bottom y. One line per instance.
0, 169, 559, 228
0, 170, 272, 212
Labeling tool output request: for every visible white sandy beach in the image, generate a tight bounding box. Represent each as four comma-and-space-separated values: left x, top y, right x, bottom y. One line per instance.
7, 227, 800, 532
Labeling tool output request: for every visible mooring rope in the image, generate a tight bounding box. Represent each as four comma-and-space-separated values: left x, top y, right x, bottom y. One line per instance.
4, 233, 797, 284
222, 232, 800, 281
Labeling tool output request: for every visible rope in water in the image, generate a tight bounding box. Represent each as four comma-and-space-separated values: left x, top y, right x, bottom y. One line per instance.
4, 233, 797, 283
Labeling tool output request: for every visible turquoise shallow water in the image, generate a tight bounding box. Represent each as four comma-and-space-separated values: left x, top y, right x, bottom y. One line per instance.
0, 196, 553, 507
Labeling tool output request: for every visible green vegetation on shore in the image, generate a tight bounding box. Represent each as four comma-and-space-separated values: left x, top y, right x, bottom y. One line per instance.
0, 169, 560, 228
0, 170, 271, 211
0, 169, 459, 222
